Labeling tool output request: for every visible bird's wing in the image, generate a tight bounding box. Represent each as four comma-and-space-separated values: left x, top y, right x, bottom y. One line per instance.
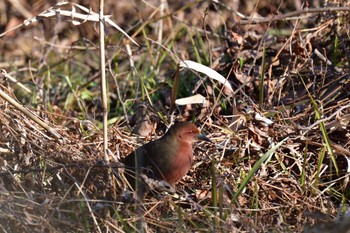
141, 138, 177, 179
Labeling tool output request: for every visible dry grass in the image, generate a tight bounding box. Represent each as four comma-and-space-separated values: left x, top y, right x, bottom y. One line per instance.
0, 0, 350, 232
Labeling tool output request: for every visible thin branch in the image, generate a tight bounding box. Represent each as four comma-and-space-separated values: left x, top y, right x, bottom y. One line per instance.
239, 6, 350, 25
99, 0, 108, 163
0, 162, 124, 175
0, 81, 62, 142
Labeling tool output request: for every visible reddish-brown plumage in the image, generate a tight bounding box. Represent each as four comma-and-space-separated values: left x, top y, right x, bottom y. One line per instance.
123, 122, 210, 200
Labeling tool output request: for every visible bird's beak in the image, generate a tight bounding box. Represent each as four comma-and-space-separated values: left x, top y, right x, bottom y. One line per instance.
197, 134, 211, 142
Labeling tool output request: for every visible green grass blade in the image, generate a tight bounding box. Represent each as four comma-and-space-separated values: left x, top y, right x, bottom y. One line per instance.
299, 75, 339, 175
259, 44, 266, 109
232, 137, 288, 201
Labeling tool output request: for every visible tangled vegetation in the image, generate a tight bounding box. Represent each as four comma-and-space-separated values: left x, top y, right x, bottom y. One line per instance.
0, 0, 349, 232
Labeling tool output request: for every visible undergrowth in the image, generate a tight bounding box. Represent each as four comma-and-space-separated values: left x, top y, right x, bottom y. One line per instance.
0, 0, 350, 232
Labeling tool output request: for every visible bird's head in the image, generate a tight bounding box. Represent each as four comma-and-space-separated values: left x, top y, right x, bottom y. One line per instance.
168, 122, 211, 144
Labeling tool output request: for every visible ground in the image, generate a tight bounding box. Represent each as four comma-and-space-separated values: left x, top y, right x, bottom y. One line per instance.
0, 0, 350, 232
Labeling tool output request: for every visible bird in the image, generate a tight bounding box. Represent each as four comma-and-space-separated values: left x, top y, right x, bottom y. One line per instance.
123, 122, 210, 200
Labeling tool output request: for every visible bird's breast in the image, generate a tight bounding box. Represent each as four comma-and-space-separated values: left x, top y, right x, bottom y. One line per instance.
164, 143, 193, 185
